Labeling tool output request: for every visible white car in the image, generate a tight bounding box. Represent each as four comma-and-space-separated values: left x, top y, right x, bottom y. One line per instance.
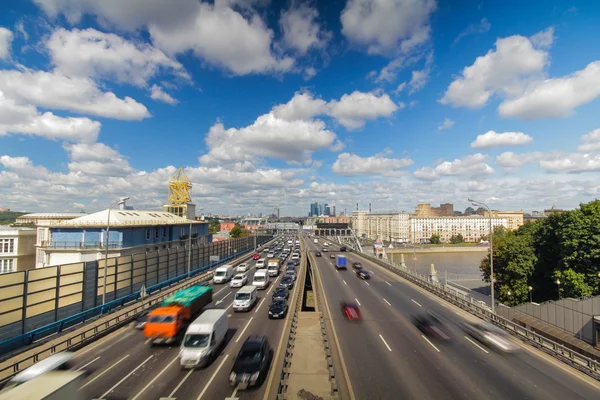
230, 273, 248, 288
267, 253, 275, 258
237, 263, 249, 272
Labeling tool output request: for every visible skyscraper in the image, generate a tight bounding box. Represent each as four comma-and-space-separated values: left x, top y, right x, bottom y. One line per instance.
324, 204, 331, 216
310, 202, 319, 216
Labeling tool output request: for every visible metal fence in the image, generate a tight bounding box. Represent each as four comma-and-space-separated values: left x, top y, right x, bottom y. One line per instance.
0, 236, 270, 346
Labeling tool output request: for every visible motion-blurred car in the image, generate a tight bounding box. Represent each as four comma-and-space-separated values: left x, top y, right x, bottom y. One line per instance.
412, 311, 451, 341
352, 262, 362, 270
229, 335, 273, 389
252, 253, 261, 260
329, 253, 336, 259
322, 248, 328, 252
341, 301, 362, 320
356, 269, 370, 280
268, 300, 288, 319
272, 287, 289, 301
315, 252, 322, 257
462, 321, 519, 353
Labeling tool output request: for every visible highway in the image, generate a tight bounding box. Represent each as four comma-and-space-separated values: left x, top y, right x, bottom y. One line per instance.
307, 238, 600, 400
68, 240, 299, 400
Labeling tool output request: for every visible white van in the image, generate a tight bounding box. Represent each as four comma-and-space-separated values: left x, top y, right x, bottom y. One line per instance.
287, 240, 293, 245
313, 238, 318, 244
295, 240, 300, 245
213, 265, 234, 284
291, 253, 300, 260
267, 264, 279, 277
256, 258, 266, 269
252, 270, 270, 290
180, 309, 228, 369
233, 285, 258, 312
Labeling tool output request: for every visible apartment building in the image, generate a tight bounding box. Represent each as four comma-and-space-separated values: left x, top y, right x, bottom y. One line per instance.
413, 203, 454, 217
0, 225, 36, 273
480, 211, 524, 231
410, 215, 507, 243
351, 211, 410, 243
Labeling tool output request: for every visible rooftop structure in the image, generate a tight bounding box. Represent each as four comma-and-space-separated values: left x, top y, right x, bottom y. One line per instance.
15, 212, 87, 226
164, 168, 196, 220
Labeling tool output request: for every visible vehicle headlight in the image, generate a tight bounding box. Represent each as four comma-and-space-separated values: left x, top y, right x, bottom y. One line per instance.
251, 371, 260, 382
230, 372, 237, 381
268, 311, 273, 314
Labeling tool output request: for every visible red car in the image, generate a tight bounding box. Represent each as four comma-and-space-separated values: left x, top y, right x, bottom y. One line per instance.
252, 253, 261, 260
341, 302, 362, 321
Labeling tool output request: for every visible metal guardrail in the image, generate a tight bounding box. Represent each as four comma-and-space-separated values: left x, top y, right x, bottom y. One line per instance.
340, 239, 600, 379
0, 238, 277, 385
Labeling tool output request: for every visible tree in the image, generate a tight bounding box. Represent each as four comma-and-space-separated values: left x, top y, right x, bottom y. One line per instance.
230, 225, 242, 238
449, 234, 464, 244
429, 234, 441, 244
208, 220, 221, 234
480, 225, 507, 242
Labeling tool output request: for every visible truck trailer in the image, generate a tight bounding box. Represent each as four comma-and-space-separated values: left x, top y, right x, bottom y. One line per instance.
335, 255, 347, 270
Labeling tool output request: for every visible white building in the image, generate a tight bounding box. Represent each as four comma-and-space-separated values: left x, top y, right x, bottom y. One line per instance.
15, 212, 85, 226
410, 215, 507, 243
351, 211, 410, 243
0, 225, 36, 273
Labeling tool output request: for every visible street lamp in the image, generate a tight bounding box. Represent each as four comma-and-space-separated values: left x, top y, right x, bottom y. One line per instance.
102, 196, 130, 306
556, 278, 561, 299
528, 286, 533, 303
469, 198, 495, 313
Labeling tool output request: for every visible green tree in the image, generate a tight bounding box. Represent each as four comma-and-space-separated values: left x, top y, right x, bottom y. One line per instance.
230, 225, 242, 238
208, 220, 221, 234
449, 234, 464, 244
480, 225, 507, 242
429, 234, 441, 244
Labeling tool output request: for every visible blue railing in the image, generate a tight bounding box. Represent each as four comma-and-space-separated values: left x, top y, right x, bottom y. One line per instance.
0, 239, 270, 357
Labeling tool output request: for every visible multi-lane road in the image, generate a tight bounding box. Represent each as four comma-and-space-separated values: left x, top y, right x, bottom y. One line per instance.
306, 238, 600, 400
69, 242, 299, 400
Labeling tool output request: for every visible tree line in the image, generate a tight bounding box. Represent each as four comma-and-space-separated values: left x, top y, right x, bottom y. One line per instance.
479, 200, 600, 306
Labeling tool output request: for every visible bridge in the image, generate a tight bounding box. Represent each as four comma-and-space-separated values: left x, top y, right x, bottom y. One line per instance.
1, 234, 600, 399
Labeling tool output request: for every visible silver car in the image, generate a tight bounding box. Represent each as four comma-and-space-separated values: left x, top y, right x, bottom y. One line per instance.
462, 321, 519, 353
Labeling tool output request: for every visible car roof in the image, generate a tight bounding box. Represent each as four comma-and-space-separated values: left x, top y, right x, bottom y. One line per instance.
242, 334, 267, 347
11, 352, 74, 382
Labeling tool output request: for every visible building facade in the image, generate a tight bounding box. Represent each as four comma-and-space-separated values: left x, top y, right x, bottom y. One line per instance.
36, 209, 209, 268
413, 203, 454, 217
481, 211, 524, 231
0, 225, 36, 273
220, 221, 236, 231
351, 211, 410, 243
410, 215, 507, 243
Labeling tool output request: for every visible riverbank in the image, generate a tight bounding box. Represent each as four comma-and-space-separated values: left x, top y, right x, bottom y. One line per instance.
383, 246, 489, 254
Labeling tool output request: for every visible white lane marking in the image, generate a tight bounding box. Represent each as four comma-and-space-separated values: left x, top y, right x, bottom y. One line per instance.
228, 386, 239, 399
464, 335, 489, 354
255, 298, 266, 313
80, 354, 129, 389
235, 317, 253, 343
196, 354, 229, 400
343, 280, 347, 286
383, 298, 391, 306
216, 292, 232, 304
421, 335, 440, 353
144, 336, 154, 344
365, 281, 370, 286
169, 368, 194, 397
213, 286, 228, 296
385, 281, 392, 286
379, 334, 392, 352
225, 301, 234, 310
355, 298, 361, 306
411, 299, 422, 307
98, 354, 154, 399
131, 355, 178, 400
77, 356, 100, 371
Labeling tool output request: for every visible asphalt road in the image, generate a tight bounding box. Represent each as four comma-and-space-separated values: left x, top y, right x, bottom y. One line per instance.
307, 238, 600, 400
69, 238, 300, 400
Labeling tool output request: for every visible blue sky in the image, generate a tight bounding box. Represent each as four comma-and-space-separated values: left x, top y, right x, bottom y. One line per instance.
1, 0, 600, 216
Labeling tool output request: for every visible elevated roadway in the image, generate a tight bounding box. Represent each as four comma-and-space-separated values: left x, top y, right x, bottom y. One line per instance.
307, 238, 600, 400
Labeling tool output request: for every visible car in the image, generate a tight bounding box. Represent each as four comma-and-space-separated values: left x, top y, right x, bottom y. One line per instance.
286, 261, 295, 267
279, 276, 294, 289
322, 248, 328, 252
284, 270, 297, 281
268, 300, 288, 319
356, 269, 370, 280
329, 253, 335, 259
293, 259, 300, 266
252, 253, 261, 260
272, 287, 289, 301
341, 301, 362, 321
412, 311, 451, 341
352, 262, 362, 270
462, 321, 519, 353
315, 252, 321, 257
267, 253, 274, 258
237, 263, 250, 272
229, 335, 273, 389
230, 273, 248, 288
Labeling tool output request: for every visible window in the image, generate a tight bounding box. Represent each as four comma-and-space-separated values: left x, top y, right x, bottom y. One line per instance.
0, 259, 15, 273
154, 228, 159, 239
0, 239, 14, 254
146, 228, 150, 240
162, 228, 167, 238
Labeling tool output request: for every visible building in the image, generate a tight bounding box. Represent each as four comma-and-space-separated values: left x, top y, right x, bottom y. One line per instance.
544, 205, 564, 216
332, 204, 336, 216
220, 221, 236, 231
481, 211, 524, 231
324, 204, 331, 216
309, 203, 318, 217
306, 216, 350, 225
413, 203, 454, 217
410, 215, 507, 243
36, 209, 209, 268
351, 211, 410, 243
0, 225, 36, 273
15, 212, 85, 226
0, 208, 9, 212
274, 208, 280, 219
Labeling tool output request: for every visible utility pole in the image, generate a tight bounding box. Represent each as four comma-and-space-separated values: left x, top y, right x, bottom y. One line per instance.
469, 198, 495, 313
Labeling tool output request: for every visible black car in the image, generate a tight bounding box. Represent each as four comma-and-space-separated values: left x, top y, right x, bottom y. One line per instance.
268, 300, 288, 319
279, 276, 294, 289
412, 311, 451, 341
315, 252, 322, 257
230, 335, 273, 389
286, 261, 295, 267
340, 246, 347, 252
356, 269, 370, 280
352, 262, 362, 270
272, 287, 289, 301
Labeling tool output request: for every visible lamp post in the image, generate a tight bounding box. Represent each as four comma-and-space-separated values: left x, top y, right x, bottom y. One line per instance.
556, 278, 561, 299
468, 198, 495, 313
528, 286, 533, 303
102, 196, 130, 306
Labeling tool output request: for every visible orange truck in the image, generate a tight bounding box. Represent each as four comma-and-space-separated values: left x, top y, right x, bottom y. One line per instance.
143, 285, 213, 344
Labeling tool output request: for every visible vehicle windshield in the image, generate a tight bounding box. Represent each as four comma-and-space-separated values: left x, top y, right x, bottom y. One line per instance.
271, 301, 285, 308
233, 275, 244, 280
215, 271, 226, 276
238, 347, 263, 363
148, 315, 174, 323
183, 333, 210, 348
254, 276, 266, 282
236, 293, 251, 300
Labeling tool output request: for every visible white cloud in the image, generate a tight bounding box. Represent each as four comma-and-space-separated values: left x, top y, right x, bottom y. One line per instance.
540, 153, 600, 173
437, 118, 454, 132
530, 27, 555, 49
341, 0, 437, 55
408, 69, 428, 94
496, 151, 542, 169
0, 69, 149, 120
47, 28, 188, 86
64, 142, 134, 176
394, 82, 407, 94
0, 91, 100, 143
452, 18, 491, 46
471, 130, 533, 149
332, 152, 413, 176
498, 61, 600, 120
15, 21, 28, 41
272, 91, 327, 121
413, 153, 494, 180
440, 28, 551, 108
199, 112, 337, 165
578, 128, 600, 152
327, 91, 399, 129
279, 4, 330, 55
0, 28, 13, 60
150, 84, 178, 105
